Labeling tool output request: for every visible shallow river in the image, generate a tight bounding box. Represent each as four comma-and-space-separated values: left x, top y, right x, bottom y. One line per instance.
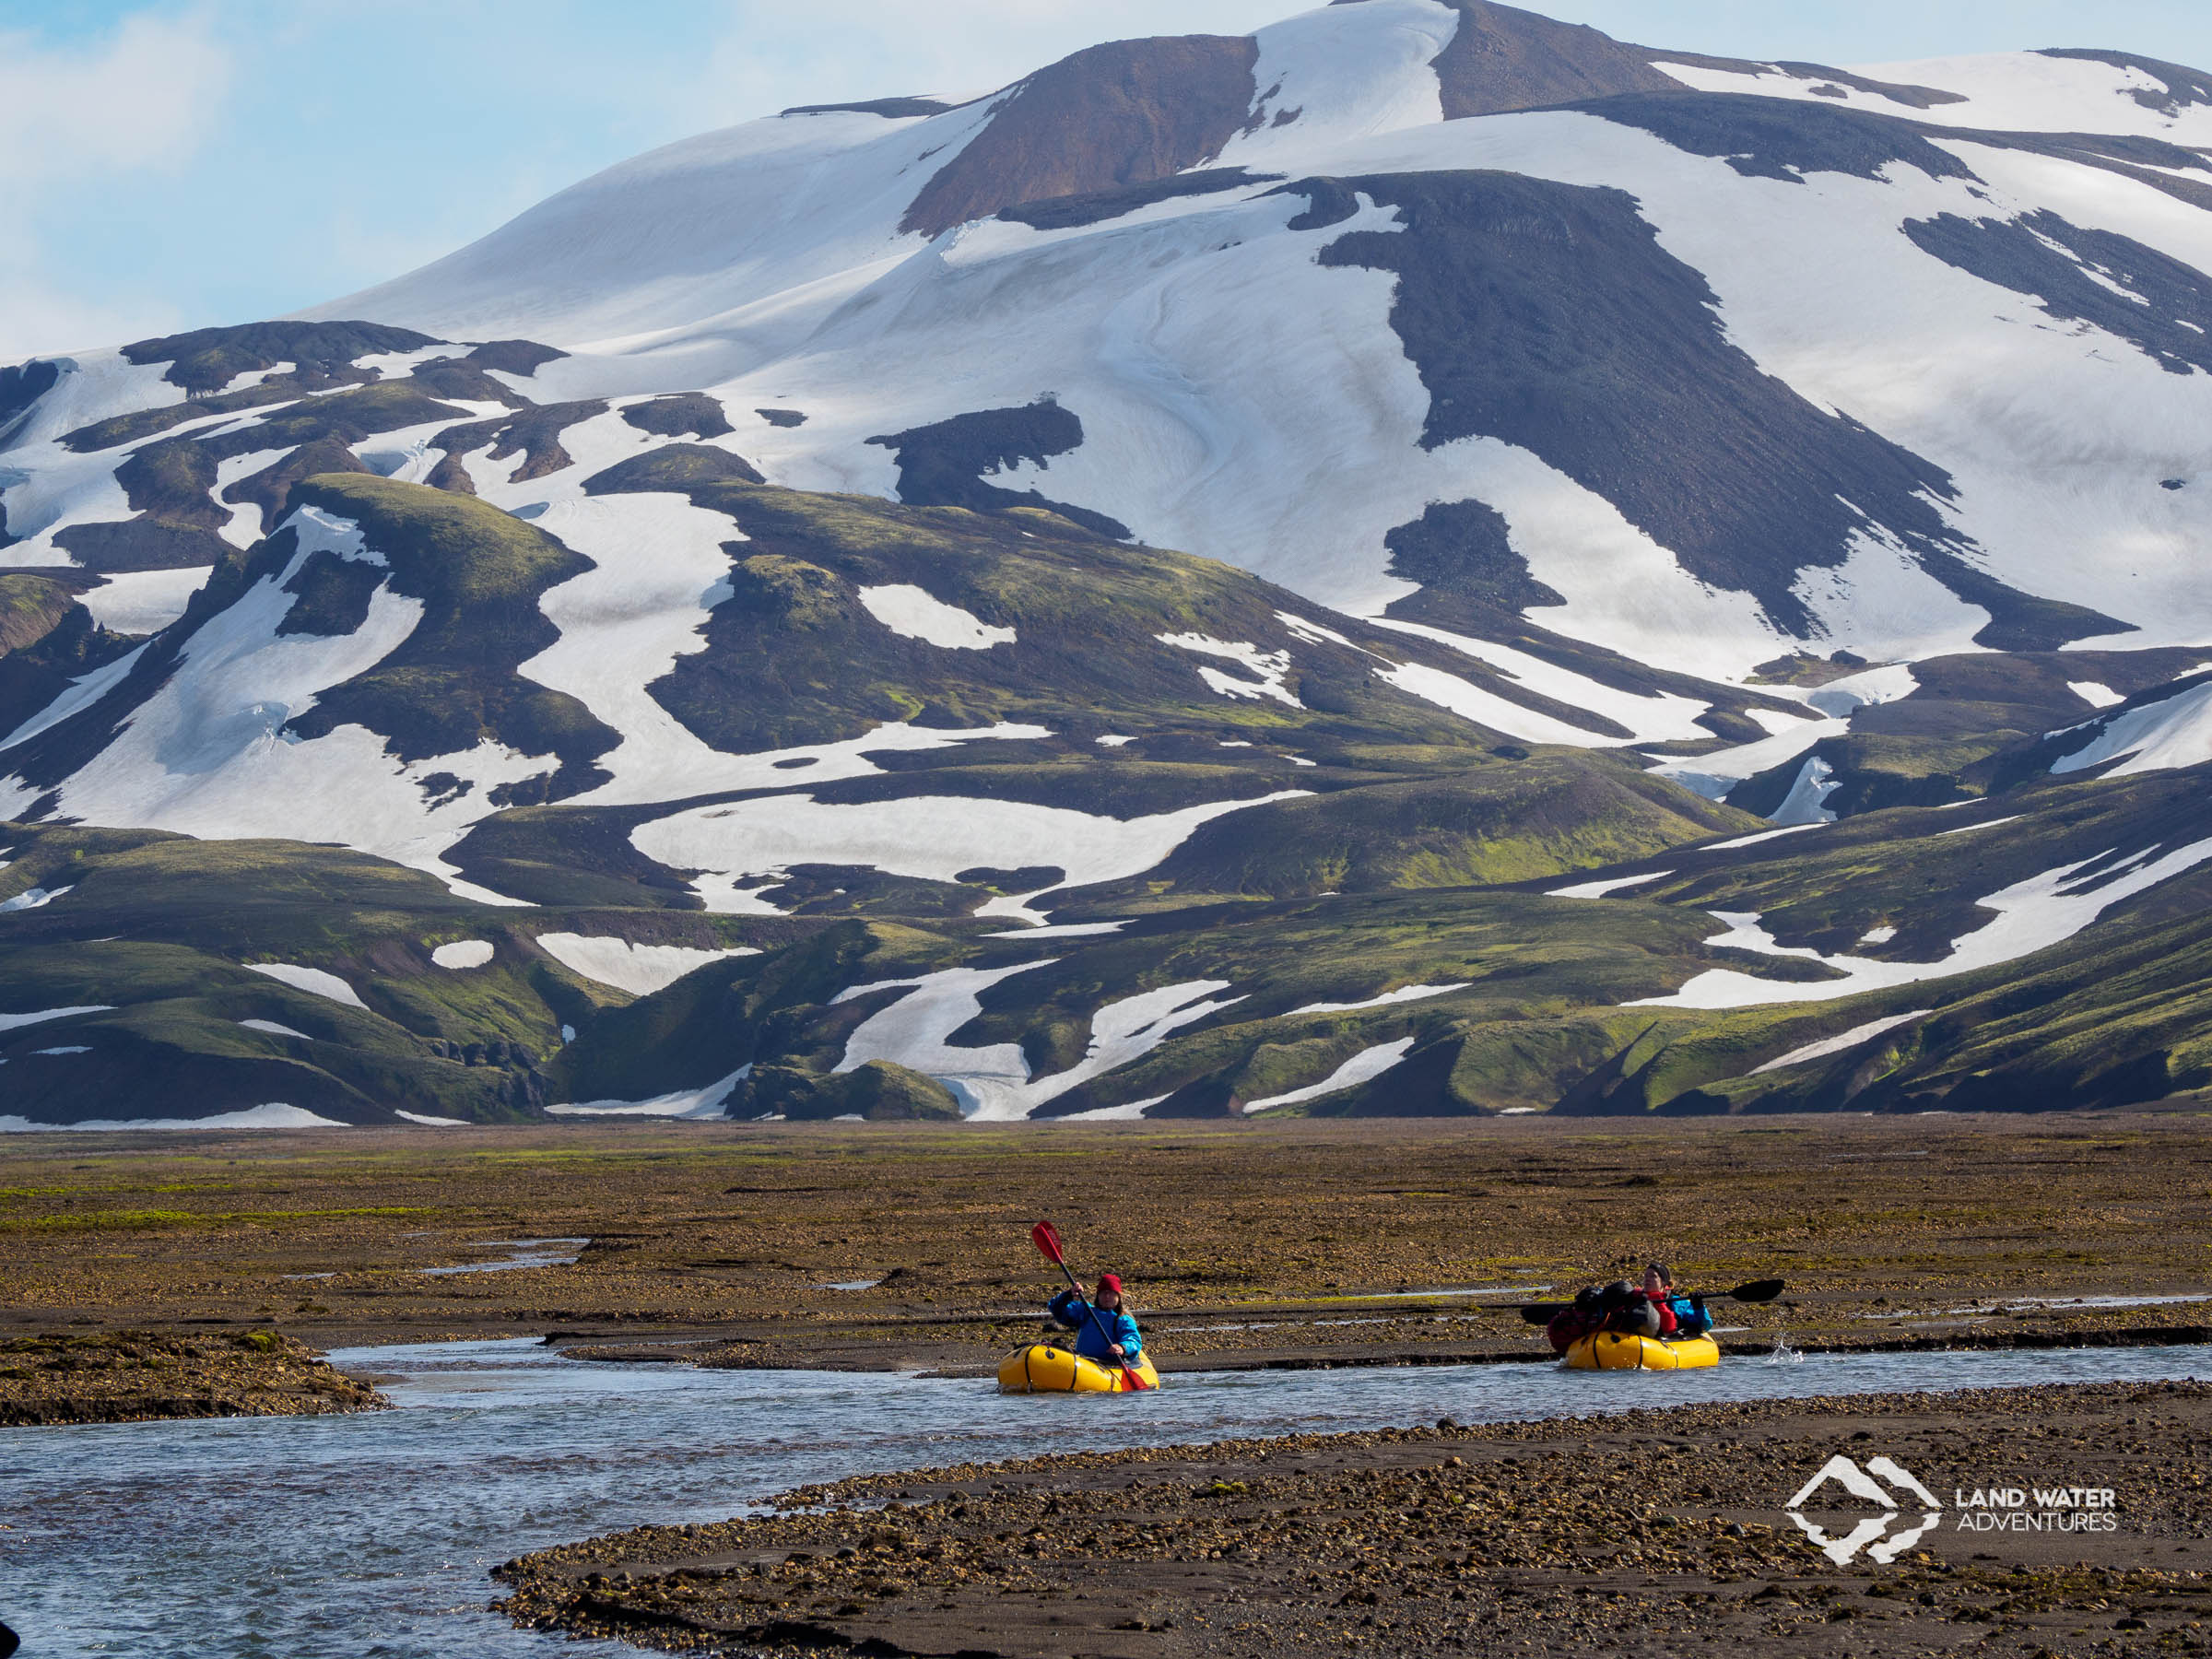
6, 1339, 2210, 1657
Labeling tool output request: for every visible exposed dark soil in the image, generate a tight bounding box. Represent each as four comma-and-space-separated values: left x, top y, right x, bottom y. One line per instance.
4, 1115, 2208, 1374
0, 1329, 387, 1426
495, 1378, 2212, 1657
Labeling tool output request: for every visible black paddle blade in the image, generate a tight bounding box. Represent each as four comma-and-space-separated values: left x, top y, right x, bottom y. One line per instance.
1728, 1278, 1785, 1303
1517, 1302, 1568, 1324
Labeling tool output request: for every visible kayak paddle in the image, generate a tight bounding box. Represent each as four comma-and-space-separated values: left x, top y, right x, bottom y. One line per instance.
1030, 1219, 1152, 1391
1514, 1278, 1787, 1324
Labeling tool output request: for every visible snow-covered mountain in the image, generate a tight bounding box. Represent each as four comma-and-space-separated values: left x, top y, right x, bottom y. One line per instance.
5, 0, 2212, 1126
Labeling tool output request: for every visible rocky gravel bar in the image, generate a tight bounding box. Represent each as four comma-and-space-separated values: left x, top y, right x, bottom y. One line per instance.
494, 1378, 2212, 1658
0, 1330, 388, 1425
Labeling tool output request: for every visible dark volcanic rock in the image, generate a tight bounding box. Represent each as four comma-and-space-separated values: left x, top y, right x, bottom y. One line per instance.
582, 443, 763, 495
1383, 497, 1562, 613
619, 393, 734, 441
782, 96, 959, 119
1906, 206, 2212, 376
1299, 169, 1977, 636
0, 357, 58, 446
902, 35, 1260, 236
1425, 0, 1687, 117
1580, 90, 1980, 184
120, 319, 436, 396
866, 398, 1130, 538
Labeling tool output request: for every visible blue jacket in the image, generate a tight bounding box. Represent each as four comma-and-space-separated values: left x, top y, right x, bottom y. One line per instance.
1049, 1289, 1143, 1361
1667, 1294, 1710, 1336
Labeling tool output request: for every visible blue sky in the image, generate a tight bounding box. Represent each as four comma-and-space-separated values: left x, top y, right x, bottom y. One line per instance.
5, 1, 2210, 359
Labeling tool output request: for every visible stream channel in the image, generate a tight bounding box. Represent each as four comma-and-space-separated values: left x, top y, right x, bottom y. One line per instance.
6, 1338, 2211, 1656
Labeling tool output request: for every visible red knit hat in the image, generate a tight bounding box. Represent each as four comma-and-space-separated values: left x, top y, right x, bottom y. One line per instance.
1096, 1273, 1124, 1300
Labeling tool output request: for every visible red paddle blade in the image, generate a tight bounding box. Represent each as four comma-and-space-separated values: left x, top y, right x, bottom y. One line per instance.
1030, 1220, 1065, 1265
1122, 1368, 1153, 1392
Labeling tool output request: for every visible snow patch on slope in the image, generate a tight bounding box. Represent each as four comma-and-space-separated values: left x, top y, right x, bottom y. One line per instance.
2053, 678, 2212, 778
632, 790, 1309, 912
0, 1006, 112, 1033
1635, 838, 2212, 1010
1157, 633, 1301, 707
859, 584, 1015, 649
833, 964, 1241, 1121
243, 963, 368, 1009
1750, 1010, 1934, 1076
1369, 618, 1711, 743
1245, 1037, 1417, 1112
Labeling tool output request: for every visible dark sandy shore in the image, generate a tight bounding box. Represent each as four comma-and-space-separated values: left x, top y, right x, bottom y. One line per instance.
495, 1378, 2212, 1658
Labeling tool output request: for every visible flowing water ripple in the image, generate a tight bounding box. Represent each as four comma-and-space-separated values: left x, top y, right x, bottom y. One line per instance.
3, 1337, 2209, 1657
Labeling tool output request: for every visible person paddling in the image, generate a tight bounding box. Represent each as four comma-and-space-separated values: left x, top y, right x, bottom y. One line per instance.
1049, 1271, 1144, 1366
1644, 1262, 1712, 1337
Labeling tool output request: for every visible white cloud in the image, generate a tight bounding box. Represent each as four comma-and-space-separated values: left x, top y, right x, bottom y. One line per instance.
0, 14, 233, 359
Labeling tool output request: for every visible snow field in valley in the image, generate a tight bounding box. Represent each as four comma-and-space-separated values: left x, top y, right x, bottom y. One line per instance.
545, 1065, 753, 1119
0, 1104, 348, 1133
76, 567, 212, 637
532, 932, 760, 997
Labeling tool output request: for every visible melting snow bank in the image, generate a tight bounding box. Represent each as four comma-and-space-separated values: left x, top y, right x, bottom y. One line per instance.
0, 1005, 112, 1032
1750, 1011, 1936, 1075
632, 791, 1309, 912
1245, 1038, 1417, 1112
1634, 838, 2212, 1009
77, 566, 210, 636
533, 933, 760, 996
1283, 983, 1469, 1017
0, 1104, 347, 1133
2053, 677, 2212, 779
1650, 710, 1844, 800
1366, 618, 1711, 744
546, 1065, 752, 1118
429, 940, 494, 971
242, 963, 369, 1009
857, 584, 1016, 649
832, 965, 1241, 1121
0, 884, 71, 912
1768, 756, 1840, 825
1548, 870, 1670, 900
1156, 633, 1300, 707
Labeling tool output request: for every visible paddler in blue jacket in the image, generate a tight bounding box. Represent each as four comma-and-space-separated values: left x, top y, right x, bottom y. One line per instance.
1049, 1271, 1144, 1363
